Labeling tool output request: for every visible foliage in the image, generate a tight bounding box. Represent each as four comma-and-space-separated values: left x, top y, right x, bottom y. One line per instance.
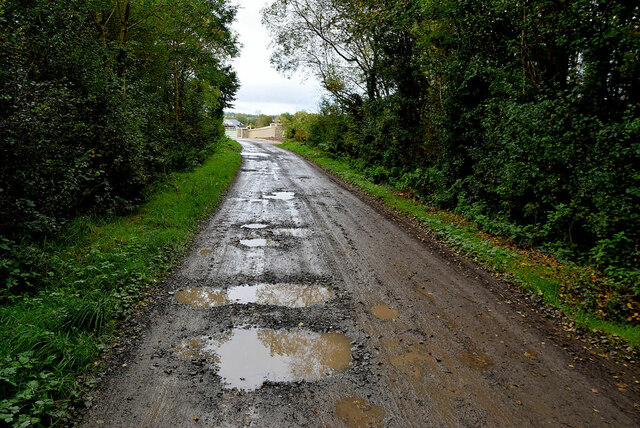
0, 0, 239, 245
267, 0, 640, 315
281, 139, 640, 346
0, 139, 241, 426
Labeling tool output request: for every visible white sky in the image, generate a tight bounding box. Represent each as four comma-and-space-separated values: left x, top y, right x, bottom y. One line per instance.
227, 0, 323, 115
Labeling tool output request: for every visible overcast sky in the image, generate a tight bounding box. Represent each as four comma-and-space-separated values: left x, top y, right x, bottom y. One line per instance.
228, 0, 323, 115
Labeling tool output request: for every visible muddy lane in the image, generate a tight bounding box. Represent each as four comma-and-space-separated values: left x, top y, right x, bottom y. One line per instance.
83, 139, 639, 427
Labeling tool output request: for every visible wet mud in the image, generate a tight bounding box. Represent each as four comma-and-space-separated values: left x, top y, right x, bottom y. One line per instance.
175, 283, 334, 308
174, 327, 352, 390
335, 397, 385, 428
370, 303, 399, 320
82, 139, 640, 427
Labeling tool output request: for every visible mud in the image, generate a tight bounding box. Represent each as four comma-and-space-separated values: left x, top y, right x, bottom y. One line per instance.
82, 139, 640, 427
335, 397, 385, 428
174, 327, 352, 390
175, 284, 334, 308
371, 303, 399, 320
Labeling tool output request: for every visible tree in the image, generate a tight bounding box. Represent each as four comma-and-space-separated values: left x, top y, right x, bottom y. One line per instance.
256, 114, 272, 128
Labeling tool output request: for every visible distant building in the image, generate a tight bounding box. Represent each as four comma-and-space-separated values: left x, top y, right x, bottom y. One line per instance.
223, 119, 244, 130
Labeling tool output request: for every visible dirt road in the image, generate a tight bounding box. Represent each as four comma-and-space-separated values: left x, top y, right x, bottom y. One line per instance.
82, 139, 639, 427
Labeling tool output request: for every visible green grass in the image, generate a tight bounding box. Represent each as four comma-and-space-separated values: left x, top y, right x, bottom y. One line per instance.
280, 140, 640, 348
0, 139, 241, 426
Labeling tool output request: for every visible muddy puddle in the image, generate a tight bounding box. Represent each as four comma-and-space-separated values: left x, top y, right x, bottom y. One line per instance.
239, 238, 272, 247
263, 191, 295, 201
241, 223, 268, 229
459, 349, 493, 370
175, 328, 352, 390
335, 397, 385, 428
176, 284, 334, 308
240, 152, 270, 158
270, 228, 310, 237
371, 303, 399, 320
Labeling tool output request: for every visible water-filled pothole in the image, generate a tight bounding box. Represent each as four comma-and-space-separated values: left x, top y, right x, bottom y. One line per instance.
174, 328, 352, 390
371, 303, 399, 320
270, 228, 310, 237
175, 284, 334, 308
239, 238, 271, 247
263, 191, 295, 201
240, 152, 270, 158
335, 397, 385, 428
459, 350, 493, 370
241, 223, 268, 229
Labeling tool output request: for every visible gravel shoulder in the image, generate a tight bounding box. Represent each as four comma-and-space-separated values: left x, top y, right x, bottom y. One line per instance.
81, 139, 639, 427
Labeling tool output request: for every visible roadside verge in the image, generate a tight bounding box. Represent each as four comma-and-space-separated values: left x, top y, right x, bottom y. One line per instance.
279, 140, 639, 351
0, 139, 242, 426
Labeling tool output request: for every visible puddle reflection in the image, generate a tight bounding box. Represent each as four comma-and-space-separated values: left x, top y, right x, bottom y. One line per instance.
176, 284, 334, 308
241, 223, 268, 229
240, 238, 270, 247
263, 191, 295, 201
175, 328, 352, 390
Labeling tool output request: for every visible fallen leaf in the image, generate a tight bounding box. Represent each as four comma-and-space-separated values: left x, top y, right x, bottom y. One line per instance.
515, 400, 523, 406
591, 389, 598, 393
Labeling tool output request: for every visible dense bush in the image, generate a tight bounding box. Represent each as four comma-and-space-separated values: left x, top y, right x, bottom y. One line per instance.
271, 0, 639, 318
1, 0, 239, 295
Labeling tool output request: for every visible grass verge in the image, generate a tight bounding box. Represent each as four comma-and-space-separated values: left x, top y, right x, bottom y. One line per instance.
280, 140, 640, 349
0, 139, 241, 426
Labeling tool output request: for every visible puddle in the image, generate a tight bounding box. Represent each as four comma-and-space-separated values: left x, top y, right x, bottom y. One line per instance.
371, 303, 399, 320
241, 223, 268, 229
384, 340, 433, 382
240, 152, 270, 157
176, 288, 228, 308
200, 249, 213, 255
459, 350, 493, 370
335, 397, 385, 428
239, 238, 271, 247
176, 284, 334, 308
263, 191, 295, 201
270, 228, 310, 237
416, 286, 435, 303
175, 328, 352, 390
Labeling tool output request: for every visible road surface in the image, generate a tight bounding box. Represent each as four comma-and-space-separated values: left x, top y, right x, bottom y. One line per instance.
82, 139, 639, 427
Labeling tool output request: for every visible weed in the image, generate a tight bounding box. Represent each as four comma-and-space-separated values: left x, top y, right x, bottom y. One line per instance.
0, 139, 241, 426
280, 140, 640, 348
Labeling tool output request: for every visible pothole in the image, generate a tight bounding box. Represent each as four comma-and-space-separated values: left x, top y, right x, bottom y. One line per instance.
239, 238, 272, 247
371, 303, 399, 320
263, 191, 295, 201
174, 328, 352, 390
175, 284, 334, 308
241, 223, 268, 229
459, 350, 493, 370
335, 397, 385, 428
270, 228, 310, 237
240, 152, 270, 158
